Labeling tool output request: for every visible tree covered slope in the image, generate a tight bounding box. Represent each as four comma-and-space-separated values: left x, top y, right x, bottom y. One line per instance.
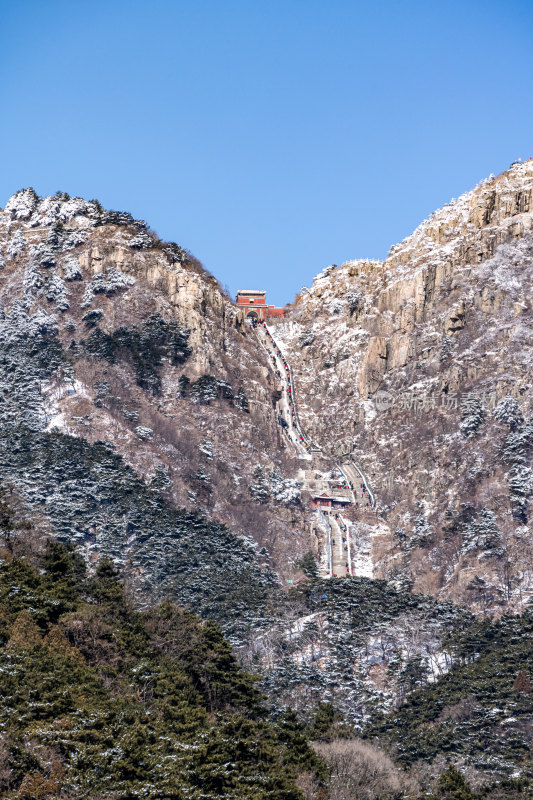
366, 611, 533, 778
0, 539, 320, 799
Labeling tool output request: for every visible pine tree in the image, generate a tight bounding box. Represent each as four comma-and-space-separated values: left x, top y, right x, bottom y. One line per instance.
233, 386, 250, 412
178, 375, 190, 397
249, 467, 271, 504
393, 527, 408, 549
436, 765, 476, 800
459, 394, 486, 438
307, 701, 342, 740
462, 508, 502, 555
346, 291, 363, 315
398, 655, 429, 692
440, 334, 454, 363
149, 464, 173, 491
493, 395, 523, 430
297, 551, 319, 578
86, 558, 126, 607
64, 256, 82, 281
409, 515, 431, 549
269, 467, 301, 505
7, 229, 27, 260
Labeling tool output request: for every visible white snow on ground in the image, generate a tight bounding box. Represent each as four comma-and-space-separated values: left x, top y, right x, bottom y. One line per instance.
347, 519, 389, 578
3, 189, 36, 219
42, 379, 90, 432
362, 399, 376, 423
288, 611, 324, 636
349, 520, 373, 577
426, 650, 451, 682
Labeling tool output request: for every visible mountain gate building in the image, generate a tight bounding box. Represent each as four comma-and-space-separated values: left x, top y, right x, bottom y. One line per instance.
236, 290, 285, 321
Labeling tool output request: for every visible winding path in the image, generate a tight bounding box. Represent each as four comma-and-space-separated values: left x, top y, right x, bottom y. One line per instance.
254, 319, 376, 578
256, 322, 312, 459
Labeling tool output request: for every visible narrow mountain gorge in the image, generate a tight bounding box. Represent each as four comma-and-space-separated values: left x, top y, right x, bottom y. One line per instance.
0, 164, 532, 797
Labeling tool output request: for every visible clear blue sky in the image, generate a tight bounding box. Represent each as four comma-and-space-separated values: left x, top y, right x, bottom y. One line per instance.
1, 0, 532, 306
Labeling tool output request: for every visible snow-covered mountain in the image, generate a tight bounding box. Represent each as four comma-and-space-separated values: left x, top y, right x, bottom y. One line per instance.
272, 159, 533, 611
1, 162, 532, 748
0, 188, 311, 641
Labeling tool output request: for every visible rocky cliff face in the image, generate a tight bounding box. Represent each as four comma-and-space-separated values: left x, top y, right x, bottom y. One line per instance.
2, 164, 531, 619
0, 189, 311, 636
273, 161, 533, 609
2, 173, 533, 778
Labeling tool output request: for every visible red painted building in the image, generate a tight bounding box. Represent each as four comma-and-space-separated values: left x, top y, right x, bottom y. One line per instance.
236, 290, 285, 320
311, 493, 352, 510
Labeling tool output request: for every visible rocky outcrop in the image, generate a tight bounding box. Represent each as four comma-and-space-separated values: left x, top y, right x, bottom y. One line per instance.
272, 160, 533, 610
77, 241, 236, 375
1, 164, 532, 613
0, 190, 309, 583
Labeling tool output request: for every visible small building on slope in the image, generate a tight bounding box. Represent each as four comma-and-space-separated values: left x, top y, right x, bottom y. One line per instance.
311, 493, 352, 510
236, 290, 285, 321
